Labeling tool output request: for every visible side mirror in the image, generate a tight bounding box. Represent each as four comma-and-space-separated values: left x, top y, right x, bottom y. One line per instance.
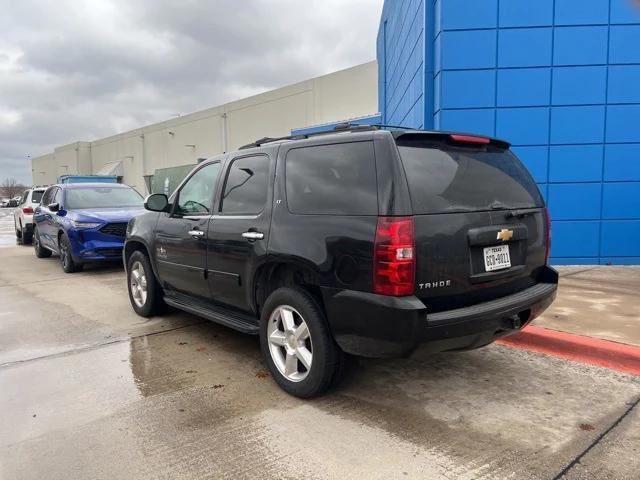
48, 202, 60, 212
144, 194, 169, 212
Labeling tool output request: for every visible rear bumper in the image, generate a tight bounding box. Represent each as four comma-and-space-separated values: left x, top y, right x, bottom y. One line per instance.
322, 267, 558, 358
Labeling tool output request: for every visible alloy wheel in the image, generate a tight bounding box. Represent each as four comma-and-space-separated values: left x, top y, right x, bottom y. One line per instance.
60, 240, 69, 269
130, 261, 148, 308
267, 305, 313, 382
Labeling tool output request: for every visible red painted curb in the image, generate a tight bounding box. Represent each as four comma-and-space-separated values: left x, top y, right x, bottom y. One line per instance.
496, 325, 640, 376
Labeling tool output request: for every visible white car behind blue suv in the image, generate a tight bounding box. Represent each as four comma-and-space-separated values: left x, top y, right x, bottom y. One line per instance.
14, 187, 46, 244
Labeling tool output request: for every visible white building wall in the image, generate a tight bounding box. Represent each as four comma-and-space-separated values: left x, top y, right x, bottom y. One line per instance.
31, 61, 378, 190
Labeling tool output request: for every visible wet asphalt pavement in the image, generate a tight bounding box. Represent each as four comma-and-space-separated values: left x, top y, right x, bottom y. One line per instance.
1, 213, 639, 479
0, 209, 16, 247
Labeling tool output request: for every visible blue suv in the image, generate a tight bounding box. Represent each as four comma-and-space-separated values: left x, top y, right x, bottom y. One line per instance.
33, 183, 144, 273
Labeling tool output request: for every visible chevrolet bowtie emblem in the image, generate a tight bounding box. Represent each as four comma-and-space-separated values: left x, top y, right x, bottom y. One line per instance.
496, 229, 513, 242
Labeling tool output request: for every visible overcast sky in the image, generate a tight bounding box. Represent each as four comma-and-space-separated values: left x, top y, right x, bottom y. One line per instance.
0, 0, 384, 184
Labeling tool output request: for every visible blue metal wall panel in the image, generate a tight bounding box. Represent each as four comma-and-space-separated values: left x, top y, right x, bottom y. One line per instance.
378, 0, 640, 264
555, 0, 609, 25
553, 26, 608, 65
549, 145, 603, 182
601, 221, 640, 256
602, 183, 640, 219
552, 66, 607, 105
608, 65, 640, 102
609, 25, 640, 63
439, 0, 497, 29
496, 107, 549, 145
440, 30, 497, 69
377, 0, 426, 128
497, 68, 551, 107
498, 28, 553, 67
552, 221, 600, 257
438, 70, 495, 108
499, 0, 554, 27
604, 144, 640, 181
550, 106, 605, 144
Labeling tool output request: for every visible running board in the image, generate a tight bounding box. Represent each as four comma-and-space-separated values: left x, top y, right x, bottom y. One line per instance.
164, 294, 259, 335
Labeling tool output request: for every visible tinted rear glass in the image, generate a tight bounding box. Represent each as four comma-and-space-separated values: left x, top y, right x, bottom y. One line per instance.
397, 137, 543, 214
31, 191, 44, 203
65, 187, 143, 209
285, 142, 378, 215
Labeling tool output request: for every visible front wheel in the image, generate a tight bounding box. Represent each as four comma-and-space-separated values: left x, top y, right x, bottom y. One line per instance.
59, 233, 82, 273
260, 287, 344, 398
33, 227, 52, 258
127, 250, 165, 317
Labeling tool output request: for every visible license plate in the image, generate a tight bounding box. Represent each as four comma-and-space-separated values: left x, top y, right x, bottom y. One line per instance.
483, 244, 511, 272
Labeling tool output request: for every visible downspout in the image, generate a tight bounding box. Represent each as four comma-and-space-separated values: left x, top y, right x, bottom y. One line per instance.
221, 112, 228, 153
140, 133, 148, 194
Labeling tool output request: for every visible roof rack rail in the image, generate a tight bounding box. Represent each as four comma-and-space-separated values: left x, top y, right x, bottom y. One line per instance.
372, 124, 416, 130
238, 134, 306, 150
237, 123, 417, 151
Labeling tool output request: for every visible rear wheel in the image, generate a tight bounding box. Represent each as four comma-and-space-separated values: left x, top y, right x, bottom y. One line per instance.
59, 233, 82, 273
127, 250, 165, 317
33, 227, 51, 258
15, 220, 23, 244
260, 287, 344, 398
22, 223, 33, 244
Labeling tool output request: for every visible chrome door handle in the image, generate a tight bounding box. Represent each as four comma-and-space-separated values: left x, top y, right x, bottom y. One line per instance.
242, 231, 264, 240
188, 229, 204, 238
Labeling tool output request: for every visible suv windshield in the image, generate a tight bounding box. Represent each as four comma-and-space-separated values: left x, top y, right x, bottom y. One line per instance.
396, 136, 543, 214
65, 187, 143, 210
31, 190, 44, 203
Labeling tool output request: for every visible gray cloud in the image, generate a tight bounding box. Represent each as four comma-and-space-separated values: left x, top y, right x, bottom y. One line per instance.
0, 0, 383, 183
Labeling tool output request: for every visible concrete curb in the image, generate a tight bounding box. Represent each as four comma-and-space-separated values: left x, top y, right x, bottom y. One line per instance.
496, 325, 640, 376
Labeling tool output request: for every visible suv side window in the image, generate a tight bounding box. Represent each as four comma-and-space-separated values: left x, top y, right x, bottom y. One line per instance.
221, 155, 269, 215
285, 141, 378, 215
52, 188, 62, 205
20, 190, 30, 205
175, 162, 221, 216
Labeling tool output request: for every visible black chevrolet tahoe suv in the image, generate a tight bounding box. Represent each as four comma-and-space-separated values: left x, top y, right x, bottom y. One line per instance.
124, 125, 558, 398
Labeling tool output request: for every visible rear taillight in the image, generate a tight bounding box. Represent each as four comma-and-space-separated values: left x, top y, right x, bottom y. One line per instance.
22, 206, 33, 214
373, 216, 415, 296
544, 207, 551, 264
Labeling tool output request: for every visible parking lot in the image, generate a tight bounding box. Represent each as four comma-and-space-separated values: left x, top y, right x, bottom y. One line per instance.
1, 209, 639, 480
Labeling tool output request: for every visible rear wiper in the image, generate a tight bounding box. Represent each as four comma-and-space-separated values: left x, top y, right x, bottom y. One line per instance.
488, 201, 510, 211
489, 202, 537, 218
505, 209, 537, 218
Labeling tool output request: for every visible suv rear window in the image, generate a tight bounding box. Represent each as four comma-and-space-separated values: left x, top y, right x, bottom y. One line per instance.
396, 137, 543, 214
285, 142, 378, 215
31, 190, 44, 203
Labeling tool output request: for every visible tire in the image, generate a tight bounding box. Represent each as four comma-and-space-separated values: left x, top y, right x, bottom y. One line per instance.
15, 220, 23, 244
127, 250, 165, 317
22, 224, 33, 244
260, 287, 344, 398
59, 232, 82, 273
33, 227, 52, 258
